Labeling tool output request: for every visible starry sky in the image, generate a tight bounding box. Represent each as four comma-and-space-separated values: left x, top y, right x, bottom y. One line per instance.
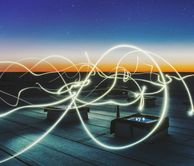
0, 0, 194, 71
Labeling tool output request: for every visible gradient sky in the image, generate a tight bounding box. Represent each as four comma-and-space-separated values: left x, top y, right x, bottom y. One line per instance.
0, 0, 194, 71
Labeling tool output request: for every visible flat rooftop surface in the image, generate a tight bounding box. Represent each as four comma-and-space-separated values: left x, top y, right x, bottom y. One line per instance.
0, 96, 193, 166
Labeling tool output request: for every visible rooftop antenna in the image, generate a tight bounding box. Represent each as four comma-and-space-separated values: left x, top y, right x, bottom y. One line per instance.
116, 105, 120, 119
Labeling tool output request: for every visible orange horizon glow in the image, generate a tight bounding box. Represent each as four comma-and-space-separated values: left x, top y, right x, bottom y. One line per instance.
0, 62, 194, 73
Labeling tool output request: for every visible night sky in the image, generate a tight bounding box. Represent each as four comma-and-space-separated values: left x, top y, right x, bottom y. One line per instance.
0, 0, 194, 71
0, 0, 194, 42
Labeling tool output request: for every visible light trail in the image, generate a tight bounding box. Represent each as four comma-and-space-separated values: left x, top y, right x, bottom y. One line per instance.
0, 44, 193, 163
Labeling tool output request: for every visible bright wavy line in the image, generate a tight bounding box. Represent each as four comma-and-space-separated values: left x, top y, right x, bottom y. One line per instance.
0, 93, 75, 118
147, 51, 194, 116
0, 87, 40, 106
71, 44, 168, 150
0, 44, 193, 163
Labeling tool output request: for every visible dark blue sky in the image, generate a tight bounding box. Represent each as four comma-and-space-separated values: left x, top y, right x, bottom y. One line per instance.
0, 0, 194, 43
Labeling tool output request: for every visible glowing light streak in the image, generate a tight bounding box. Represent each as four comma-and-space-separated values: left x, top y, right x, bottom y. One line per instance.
0, 44, 193, 163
